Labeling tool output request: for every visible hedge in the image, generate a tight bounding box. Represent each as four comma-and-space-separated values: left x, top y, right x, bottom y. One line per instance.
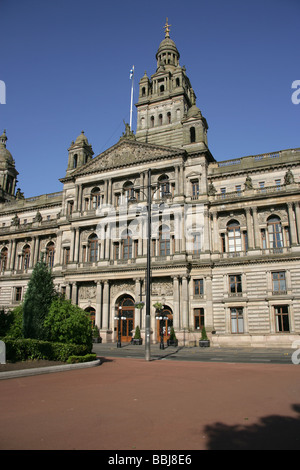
1, 337, 91, 362
67, 354, 97, 364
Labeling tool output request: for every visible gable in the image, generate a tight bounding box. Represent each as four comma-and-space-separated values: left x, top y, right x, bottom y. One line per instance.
69, 138, 184, 177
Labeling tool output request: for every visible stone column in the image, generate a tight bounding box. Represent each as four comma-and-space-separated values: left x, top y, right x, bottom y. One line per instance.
203, 209, 210, 252
252, 206, 261, 249
95, 281, 102, 329
204, 275, 214, 332
29, 237, 36, 268
212, 211, 219, 252
287, 203, 297, 246
70, 228, 75, 262
71, 282, 78, 305
102, 280, 110, 330
9, 239, 16, 271
172, 275, 180, 330
134, 278, 141, 328
245, 208, 254, 250
33, 236, 40, 264
73, 228, 80, 263
181, 275, 189, 329
295, 201, 300, 244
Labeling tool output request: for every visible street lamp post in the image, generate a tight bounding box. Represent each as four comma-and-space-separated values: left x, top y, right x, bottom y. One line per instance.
114, 305, 122, 348
145, 168, 152, 361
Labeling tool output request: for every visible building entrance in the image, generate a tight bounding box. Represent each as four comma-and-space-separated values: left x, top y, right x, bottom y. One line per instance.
116, 297, 135, 342
156, 306, 173, 342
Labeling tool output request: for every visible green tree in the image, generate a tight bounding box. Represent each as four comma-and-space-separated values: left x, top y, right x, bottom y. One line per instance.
44, 297, 92, 349
22, 260, 56, 340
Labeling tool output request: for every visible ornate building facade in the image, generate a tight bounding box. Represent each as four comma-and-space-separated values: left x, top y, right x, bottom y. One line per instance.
0, 25, 299, 348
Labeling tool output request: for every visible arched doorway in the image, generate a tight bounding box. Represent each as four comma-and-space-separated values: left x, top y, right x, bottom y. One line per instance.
156, 306, 173, 342
85, 306, 96, 327
116, 296, 135, 343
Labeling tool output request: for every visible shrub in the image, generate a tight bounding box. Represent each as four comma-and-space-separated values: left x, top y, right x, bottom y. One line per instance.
134, 325, 141, 339
7, 305, 24, 339
44, 297, 92, 349
0, 306, 23, 338
67, 354, 97, 364
23, 260, 57, 340
1, 337, 90, 362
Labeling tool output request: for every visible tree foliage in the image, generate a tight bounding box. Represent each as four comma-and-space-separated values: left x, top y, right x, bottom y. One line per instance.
22, 260, 56, 340
44, 297, 92, 348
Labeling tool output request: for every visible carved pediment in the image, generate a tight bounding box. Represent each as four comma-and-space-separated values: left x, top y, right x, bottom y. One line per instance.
71, 139, 183, 177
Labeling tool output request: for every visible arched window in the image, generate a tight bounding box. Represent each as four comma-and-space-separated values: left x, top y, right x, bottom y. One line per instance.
159, 175, 170, 198
91, 187, 102, 209
73, 154, 78, 169
46, 242, 55, 268
268, 216, 283, 249
88, 234, 98, 262
227, 220, 242, 253
176, 78, 180, 87
22, 244, 30, 272
158, 114, 163, 126
0, 247, 8, 272
190, 127, 196, 143
123, 181, 135, 202
150, 116, 155, 128
159, 225, 170, 256
167, 112, 171, 124
122, 229, 133, 259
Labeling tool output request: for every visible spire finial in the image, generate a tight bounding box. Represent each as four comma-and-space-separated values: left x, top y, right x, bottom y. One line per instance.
164, 17, 171, 38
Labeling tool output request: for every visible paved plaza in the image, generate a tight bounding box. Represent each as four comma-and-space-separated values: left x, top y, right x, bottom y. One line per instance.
0, 345, 299, 450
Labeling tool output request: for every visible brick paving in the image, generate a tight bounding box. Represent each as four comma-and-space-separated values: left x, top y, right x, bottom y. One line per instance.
0, 355, 300, 450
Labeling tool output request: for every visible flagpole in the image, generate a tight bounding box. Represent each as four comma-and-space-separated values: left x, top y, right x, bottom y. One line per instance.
129, 65, 134, 130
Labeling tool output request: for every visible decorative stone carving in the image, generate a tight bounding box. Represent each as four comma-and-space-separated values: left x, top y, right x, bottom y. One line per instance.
79, 284, 97, 300
284, 169, 295, 185
110, 280, 135, 300
151, 278, 172, 296
244, 175, 253, 190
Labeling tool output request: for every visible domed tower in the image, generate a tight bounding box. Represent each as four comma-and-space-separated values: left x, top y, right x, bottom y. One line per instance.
66, 131, 94, 175
135, 19, 209, 153
0, 130, 19, 202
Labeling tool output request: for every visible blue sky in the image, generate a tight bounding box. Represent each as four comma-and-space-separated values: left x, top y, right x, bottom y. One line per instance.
0, 0, 299, 197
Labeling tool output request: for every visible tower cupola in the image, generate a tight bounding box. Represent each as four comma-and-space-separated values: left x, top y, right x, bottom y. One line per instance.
66, 131, 94, 175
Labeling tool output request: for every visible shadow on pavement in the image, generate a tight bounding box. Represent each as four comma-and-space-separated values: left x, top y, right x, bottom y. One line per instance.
204, 404, 300, 450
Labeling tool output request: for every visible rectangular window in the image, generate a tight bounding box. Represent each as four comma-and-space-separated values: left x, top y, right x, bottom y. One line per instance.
221, 187, 226, 199
275, 179, 281, 190
194, 279, 204, 296
259, 182, 265, 192
274, 305, 289, 332
229, 275, 242, 294
236, 185, 242, 194
193, 233, 201, 254
221, 233, 226, 253
191, 180, 199, 198
261, 229, 266, 249
194, 308, 204, 330
114, 243, 119, 260
15, 287, 22, 302
230, 307, 244, 333
63, 247, 70, 265
272, 272, 286, 294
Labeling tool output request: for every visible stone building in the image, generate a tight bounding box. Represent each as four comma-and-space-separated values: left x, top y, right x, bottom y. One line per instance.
0, 24, 299, 348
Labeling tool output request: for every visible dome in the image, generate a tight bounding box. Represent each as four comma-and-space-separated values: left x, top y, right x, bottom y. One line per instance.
0, 130, 13, 163
156, 37, 180, 59
75, 130, 89, 145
